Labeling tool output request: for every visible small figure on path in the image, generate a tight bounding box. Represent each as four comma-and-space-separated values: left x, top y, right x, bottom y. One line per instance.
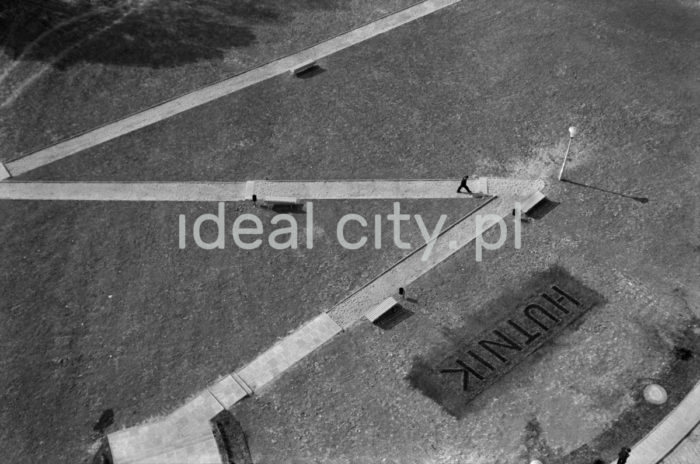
399, 287, 405, 299
457, 176, 472, 194
617, 447, 631, 464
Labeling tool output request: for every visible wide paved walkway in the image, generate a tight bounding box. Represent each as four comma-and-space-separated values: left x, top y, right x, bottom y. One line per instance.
0, 181, 247, 202
661, 421, 700, 464
0, 178, 537, 201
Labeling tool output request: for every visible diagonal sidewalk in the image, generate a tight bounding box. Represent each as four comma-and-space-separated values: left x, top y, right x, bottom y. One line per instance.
3, 0, 463, 178
327, 194, 522, 327
108, 390, 224, 464
660, 421, 700, 464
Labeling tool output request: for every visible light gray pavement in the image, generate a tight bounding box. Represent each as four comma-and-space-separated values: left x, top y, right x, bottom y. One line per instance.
131, 438, 222, 464
661, 422, 700, 464
236, 313, 342, 392
252, 178, 490, 199
0, 178, 539, 201
0, 181, 247, 201
612, 381, 700, 464
207, 374, 251, 410
3, 0, 462, 178
108, 391, 222, 464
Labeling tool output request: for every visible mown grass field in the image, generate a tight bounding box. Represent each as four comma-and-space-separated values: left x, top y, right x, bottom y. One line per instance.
0, 198, 475, 463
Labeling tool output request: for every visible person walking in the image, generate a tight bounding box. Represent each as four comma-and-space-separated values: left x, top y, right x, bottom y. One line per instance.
617, 447, 631, 464
457, 175, 472, 194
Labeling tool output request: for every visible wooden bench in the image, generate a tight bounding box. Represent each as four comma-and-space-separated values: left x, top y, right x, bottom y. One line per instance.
365, 297, 398, 323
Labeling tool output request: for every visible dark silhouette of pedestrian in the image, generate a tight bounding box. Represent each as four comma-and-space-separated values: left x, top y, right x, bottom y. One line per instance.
398, 287, 405, 299
457, 176, 471, 194
617, 447, 631, 464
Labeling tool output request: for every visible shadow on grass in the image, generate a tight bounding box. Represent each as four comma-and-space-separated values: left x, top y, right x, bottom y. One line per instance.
212, 410, 253, 464
526, 198, 559, 220
294, 64, 326, 79
92, 408, 114, 434
0, 0, 346, 69
374, 304, 414, 330
263, 203, 307, 214
562, 179, 649, 204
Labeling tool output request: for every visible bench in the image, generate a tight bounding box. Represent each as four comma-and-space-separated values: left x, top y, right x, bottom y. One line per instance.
519, 191, 546, 214
365, 297, 398, 323
263, 196, 301, 206
290, 60, 318, 76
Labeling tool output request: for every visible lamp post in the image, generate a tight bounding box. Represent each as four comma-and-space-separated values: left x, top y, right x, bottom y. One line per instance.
558, 126, 577, 181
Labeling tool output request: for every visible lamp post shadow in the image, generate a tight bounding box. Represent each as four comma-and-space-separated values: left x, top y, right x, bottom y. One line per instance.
561, 179, 649, 204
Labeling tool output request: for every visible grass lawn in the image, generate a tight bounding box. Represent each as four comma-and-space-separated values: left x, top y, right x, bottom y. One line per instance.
0, 198, 475, 464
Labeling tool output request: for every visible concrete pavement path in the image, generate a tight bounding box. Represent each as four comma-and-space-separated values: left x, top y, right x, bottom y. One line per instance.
660, 421, 700, 464
0, 178, 539, 201
0, 181, 247, 202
